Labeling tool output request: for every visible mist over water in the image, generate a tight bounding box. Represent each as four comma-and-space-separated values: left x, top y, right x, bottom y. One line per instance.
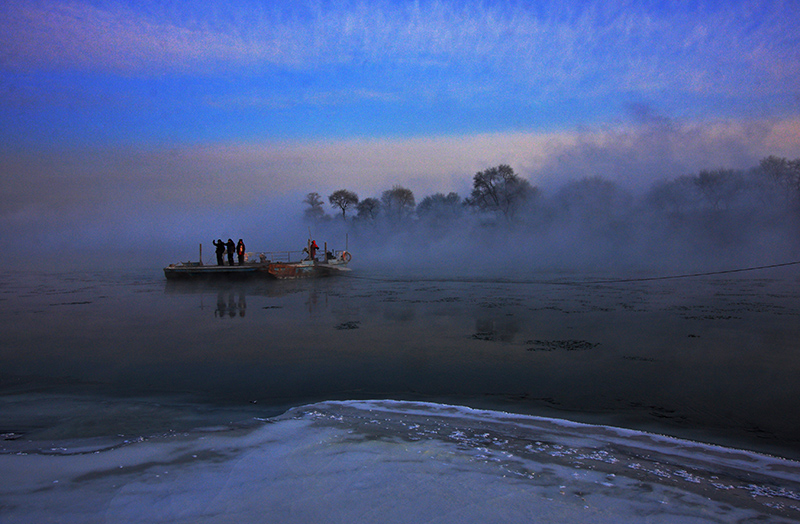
3, 134, 799, 278
308, 183, 800, 281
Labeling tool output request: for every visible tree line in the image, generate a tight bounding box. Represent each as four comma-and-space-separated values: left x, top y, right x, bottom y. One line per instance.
304, 164, 538, 224
303, 156, 800, 233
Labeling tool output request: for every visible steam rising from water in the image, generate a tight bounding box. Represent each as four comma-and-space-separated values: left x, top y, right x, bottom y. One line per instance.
1, 117, 798, 274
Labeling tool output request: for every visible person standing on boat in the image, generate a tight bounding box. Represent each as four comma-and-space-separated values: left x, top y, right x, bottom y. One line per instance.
236, 239, 246, 265
212, 239, 225, 265
309, 239, 319, 260
226, 239, 235, 266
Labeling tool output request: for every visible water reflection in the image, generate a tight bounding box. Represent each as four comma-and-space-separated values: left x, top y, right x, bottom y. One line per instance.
164, 278, 321, 318
215, 291, 246, 318
472, 317, 521, 342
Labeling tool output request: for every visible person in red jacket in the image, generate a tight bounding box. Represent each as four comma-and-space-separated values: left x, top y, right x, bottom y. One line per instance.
309, 240, 319, 260
236, 239, 246, 265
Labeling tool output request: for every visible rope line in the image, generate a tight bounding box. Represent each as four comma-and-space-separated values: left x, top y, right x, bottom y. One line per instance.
342, 260, 800, 286
567, 260, 800, 285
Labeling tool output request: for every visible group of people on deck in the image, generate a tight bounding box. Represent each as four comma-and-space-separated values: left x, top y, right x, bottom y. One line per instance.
212, 238, 246, 266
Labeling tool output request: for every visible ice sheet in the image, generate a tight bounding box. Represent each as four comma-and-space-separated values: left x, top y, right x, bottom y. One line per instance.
2, 400, 799, 523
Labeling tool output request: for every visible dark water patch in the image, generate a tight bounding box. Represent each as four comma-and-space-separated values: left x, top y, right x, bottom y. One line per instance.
626, 401, 687, 423
682, 314, 742, 320
408, 296, 462, 304
621, 355, 658, 362
526, 340, 600, 352
529, 305, 565, 312
335, 321, 360, 330
501, 393, 563, 406
478, 301, 502, 309
727, 301, 791, 314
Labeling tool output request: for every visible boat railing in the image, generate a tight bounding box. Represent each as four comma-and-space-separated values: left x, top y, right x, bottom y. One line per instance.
244, 250, 306, 264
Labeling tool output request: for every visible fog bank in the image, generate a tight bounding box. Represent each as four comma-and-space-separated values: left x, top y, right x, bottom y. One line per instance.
2, 117, 799, 274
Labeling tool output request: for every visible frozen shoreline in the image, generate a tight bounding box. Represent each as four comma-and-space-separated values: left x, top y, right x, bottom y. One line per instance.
2, 400, 800, 523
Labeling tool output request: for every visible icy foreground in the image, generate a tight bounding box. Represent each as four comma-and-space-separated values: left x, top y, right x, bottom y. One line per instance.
2, 400, 800, 523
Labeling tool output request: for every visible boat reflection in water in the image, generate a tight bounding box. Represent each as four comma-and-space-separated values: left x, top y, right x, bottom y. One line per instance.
164, 275, 333, 319
215, 290, 246, 318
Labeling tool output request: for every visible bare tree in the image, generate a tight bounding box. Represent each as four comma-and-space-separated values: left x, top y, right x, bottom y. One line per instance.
465, 164, 536, 219
328, 189, 359, 219
759, 156, 800, 206
693, 169, 744, 211
303, 192, 326, 222
645, 176, 698, 215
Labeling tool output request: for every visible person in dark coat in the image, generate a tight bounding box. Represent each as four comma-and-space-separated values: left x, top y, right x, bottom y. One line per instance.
212, 239, 225, 265
226, 239, 235, 266
236, 239, 246, 265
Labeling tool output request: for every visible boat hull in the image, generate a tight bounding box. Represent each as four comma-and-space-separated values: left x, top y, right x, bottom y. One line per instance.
163, 264, 269, 280
266, 261, 350, 280
164, 261, 350, 280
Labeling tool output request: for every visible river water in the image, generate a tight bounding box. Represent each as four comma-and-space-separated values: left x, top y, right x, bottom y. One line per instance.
1, 266, 799, 522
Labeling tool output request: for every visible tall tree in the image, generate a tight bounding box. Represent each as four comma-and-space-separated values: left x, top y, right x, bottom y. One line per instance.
416, 192, 462, 225
645, 176, 698, 215
759, 156, 800, 205
465, 164, 536, 219
302, 192, 326, 222
356, 197, 380, 220
381, 185, 416, 220
328, 189, 359, 219
693, 169, 744, 211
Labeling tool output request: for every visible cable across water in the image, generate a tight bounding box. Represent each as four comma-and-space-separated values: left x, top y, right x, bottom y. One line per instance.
342, 260, 800, 286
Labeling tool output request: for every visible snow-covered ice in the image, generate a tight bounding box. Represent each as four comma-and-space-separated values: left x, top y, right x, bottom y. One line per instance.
2, 400, 799, 523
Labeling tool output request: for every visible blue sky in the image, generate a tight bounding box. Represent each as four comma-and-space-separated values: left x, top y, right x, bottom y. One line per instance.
1, 0, 799, 259
3, 0, 798, 145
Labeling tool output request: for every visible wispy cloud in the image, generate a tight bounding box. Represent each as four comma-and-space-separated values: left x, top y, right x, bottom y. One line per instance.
3, 0, 798, 101
204, 89, 402, 110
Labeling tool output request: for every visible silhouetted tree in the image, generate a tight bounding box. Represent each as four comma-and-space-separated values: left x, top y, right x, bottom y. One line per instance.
645, 176, 698, 215
328, 189, 359, 219
356, 197, 380, 220
381, 185, 415, 221
759, 156, 800, 207
693, 169, 744, 210
303, 192, 326, 222
465, 165, 536, 220
760, 156, 800, 189
417, 192, 462, 225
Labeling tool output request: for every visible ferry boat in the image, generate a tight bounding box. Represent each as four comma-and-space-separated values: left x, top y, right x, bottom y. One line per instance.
164, 241, 351, 280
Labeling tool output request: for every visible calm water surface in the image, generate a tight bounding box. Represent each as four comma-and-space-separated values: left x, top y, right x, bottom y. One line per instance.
1, 266, 799, 459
